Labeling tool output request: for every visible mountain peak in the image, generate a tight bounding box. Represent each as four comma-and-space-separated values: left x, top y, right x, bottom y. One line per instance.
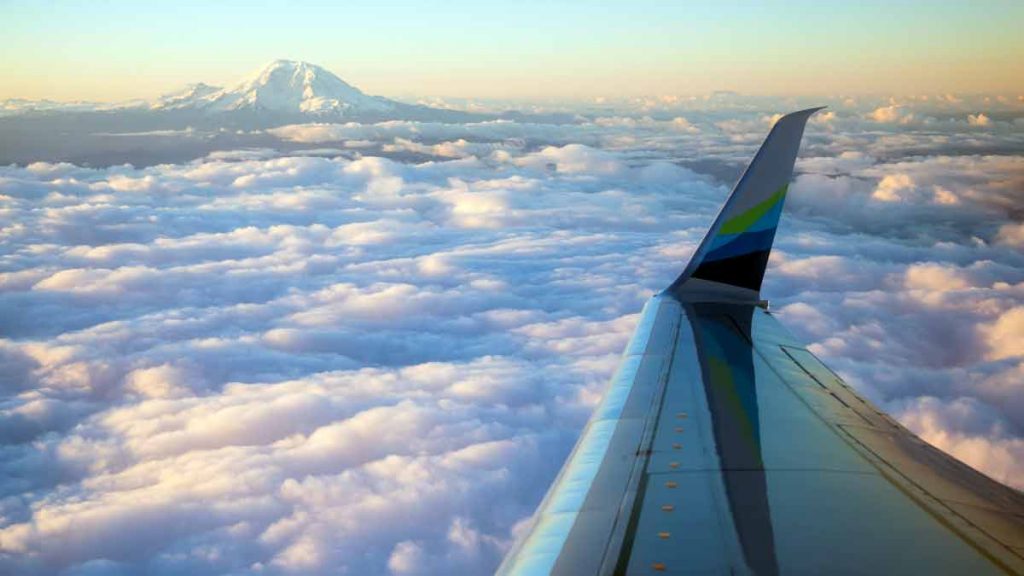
255, 59, 328, 82
262, 59, 318, 71
155, 60, 396, 116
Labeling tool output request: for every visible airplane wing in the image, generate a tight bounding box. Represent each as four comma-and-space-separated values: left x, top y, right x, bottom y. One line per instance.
498, 109, 1024, 575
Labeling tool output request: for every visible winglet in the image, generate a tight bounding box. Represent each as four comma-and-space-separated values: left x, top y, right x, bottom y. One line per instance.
666, 107, 822, 301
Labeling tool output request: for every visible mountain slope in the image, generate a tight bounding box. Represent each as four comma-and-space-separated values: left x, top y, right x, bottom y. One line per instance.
153, 82, 222, 109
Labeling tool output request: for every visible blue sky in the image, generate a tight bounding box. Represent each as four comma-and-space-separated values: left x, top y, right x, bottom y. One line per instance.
3, 0, 1022, 100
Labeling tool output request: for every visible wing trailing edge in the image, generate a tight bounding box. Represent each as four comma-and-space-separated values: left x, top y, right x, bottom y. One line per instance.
667, 107, 822, 301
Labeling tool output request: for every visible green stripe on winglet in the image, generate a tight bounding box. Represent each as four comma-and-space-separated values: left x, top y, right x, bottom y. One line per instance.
718, 185, 788, 235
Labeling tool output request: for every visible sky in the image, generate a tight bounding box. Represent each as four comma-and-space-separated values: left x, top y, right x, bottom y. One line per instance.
2, 0, 1024, 101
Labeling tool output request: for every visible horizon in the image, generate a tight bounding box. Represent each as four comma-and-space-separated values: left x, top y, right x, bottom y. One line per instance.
4, 1, 1024, 102
7, 57, 1024, 106
5, 57, 1023, 110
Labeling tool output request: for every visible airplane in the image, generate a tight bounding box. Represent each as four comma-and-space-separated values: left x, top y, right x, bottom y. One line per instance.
497, 108, 1024, 575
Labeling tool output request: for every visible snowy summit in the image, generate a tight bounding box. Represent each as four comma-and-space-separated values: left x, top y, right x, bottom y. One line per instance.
154, 60, 397, 115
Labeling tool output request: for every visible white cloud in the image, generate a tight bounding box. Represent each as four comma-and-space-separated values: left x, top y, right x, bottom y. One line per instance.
868, 104, 914, 124
967, 113, 991, 126
996, 222, 1024, 247
903, 263, 971, 292
898, 396, 1023, 487
871, 173, 915, 202
982, 306, 1024, 361
515, 144, 625, 175
389, 540, 426, 574
123, 363, 196, 398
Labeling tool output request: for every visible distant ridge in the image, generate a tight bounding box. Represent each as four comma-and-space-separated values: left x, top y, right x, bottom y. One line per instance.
1, 60, 482, 124
154, 82, 222, 110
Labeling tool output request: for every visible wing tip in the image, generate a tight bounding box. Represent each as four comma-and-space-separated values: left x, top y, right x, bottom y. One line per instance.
667, 107, 823, 302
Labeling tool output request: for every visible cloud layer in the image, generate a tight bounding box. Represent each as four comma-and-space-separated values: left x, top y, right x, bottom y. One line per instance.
1, 96, 1022, 574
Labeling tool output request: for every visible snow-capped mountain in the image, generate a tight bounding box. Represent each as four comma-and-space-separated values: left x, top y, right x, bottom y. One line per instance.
0, 59, 482, 154
153, 82, 222, 109
154, 60, 398, 116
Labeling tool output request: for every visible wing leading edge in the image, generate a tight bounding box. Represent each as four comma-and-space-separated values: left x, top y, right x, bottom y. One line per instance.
498, 109, 1024, 575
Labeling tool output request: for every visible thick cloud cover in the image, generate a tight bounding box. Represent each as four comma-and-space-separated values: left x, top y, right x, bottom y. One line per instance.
1, 96, 1022, 574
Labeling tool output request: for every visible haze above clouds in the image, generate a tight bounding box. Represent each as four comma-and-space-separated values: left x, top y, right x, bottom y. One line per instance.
4, 2, 1023, 101
0, 85, 1023, 575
